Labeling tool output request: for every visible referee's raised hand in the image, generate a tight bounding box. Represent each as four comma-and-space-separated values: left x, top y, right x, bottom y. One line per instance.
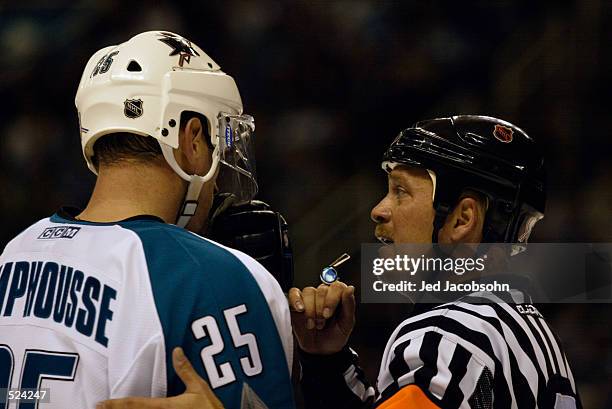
288, 281, 356, 355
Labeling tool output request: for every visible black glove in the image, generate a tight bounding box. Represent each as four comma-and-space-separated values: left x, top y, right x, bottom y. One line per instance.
207, 194, 294, 292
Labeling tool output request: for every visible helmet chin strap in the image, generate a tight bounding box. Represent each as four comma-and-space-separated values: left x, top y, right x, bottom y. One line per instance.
175, 177, 206, 228
432, 210, 448, 243
426, 169, 444, 243
160, 143, 219, 228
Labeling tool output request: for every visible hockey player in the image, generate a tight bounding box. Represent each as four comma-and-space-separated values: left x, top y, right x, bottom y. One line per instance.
0, 31, 294, 409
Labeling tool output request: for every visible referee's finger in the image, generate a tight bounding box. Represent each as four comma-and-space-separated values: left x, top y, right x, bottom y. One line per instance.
315, 284, 328, 329
323, 281, 347, 319
288, 287, 304, 312
339, 285, 356, 334
302, 287, 317, 329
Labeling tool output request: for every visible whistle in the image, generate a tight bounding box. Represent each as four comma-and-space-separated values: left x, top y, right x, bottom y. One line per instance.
320, 253, 351, 285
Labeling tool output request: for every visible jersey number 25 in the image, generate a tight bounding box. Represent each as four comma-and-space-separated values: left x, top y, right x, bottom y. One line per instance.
191, 304, 263, 389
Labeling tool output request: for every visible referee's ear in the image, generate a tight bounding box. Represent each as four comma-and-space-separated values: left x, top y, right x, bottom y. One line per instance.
438, 196, 485, 244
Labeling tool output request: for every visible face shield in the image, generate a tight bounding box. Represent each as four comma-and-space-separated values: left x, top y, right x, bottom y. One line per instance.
215, 113, 258, 204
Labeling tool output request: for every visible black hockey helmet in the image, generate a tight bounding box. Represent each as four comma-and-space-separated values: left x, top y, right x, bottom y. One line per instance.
207, 196, 294, 291
382, 115, 546, 248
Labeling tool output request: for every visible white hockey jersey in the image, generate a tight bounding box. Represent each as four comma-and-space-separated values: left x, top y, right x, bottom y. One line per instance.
0, 208, 294, 408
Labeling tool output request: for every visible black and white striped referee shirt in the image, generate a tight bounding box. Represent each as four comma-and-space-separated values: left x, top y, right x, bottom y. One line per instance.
300, 290, 582, 409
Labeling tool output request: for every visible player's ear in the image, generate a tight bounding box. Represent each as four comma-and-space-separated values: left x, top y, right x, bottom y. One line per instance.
439, 196, 483, 243
183, 117, 204, 155
177, 117, 207, 173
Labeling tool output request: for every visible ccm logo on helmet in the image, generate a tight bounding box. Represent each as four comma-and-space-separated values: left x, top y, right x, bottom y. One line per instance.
493, 124, 513, 143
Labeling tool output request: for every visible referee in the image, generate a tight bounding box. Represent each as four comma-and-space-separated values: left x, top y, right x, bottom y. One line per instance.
291, 115, 582, 409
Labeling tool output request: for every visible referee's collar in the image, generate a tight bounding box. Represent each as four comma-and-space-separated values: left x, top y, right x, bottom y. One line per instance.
477, 273, 536, 304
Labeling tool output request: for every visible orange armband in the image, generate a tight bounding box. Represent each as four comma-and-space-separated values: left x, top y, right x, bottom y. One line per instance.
377, 385, 441, 409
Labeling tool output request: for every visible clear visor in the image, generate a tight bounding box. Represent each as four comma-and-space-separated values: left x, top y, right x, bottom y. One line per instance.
216, 113, 258, 204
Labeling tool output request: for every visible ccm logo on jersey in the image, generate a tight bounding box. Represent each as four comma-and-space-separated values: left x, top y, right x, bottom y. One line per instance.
38, 226, 81, 240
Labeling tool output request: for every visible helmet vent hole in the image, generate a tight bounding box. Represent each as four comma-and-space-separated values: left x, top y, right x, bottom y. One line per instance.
127, 60, 142, 72
207, 62, 213, 68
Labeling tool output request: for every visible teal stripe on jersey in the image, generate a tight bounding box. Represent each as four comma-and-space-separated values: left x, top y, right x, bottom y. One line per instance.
124, 222, 294, 409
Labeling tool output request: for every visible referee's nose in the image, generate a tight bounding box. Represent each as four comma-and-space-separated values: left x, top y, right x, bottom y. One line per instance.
371, 196, 391, 224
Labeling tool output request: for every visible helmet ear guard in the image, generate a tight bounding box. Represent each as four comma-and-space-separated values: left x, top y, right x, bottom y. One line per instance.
158, 70, 244, 149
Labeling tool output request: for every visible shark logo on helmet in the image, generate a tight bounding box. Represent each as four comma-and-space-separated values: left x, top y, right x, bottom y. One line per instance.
158, 32, 200, 67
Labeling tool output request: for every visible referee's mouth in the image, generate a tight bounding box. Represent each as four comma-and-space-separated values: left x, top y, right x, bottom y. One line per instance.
375, 228, 394, 245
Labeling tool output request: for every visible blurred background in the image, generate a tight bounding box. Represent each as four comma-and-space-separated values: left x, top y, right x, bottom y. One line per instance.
0, 0, 610, 407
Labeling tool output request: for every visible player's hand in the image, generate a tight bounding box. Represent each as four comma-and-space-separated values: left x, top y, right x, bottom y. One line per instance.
96, 347, 224, 409
288, 281, 356, 355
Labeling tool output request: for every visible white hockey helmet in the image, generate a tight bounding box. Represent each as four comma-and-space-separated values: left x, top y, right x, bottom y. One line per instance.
75, 31, 257, 227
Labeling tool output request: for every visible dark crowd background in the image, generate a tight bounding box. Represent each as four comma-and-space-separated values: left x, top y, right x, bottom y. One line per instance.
0, 0, 610, 407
